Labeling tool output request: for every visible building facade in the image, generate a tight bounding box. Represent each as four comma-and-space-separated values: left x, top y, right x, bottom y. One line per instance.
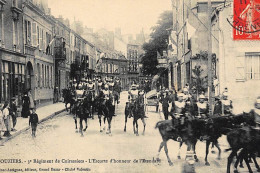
0, 0, 25, 105
211, 3, 260, 112
23, 0, 55, 105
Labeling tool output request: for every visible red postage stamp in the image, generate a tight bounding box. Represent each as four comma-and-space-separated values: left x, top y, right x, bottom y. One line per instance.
233, 0, 260, 40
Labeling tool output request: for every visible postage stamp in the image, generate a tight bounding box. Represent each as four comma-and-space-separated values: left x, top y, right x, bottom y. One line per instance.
232, 0, 260, 40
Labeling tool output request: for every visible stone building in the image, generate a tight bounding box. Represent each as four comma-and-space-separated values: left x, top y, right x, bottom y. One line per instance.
0, 0, 25, 104
23, 0, 55, 105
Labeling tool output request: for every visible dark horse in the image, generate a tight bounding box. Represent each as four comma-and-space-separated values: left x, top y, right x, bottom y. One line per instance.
226, 125, 260, 173
225, 110, 260, 173
203, 111, 257, 166
124, 95, 146, 136
97, 92, 115, 135
155, 117, 205, 166
62, 88, 75, 113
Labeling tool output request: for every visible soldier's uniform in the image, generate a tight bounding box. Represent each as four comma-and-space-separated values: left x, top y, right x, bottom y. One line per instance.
159, 91, 170, 120
194, 94, 209, 118
221, 92, 233, 115
172, 93, 187, 142
128, 84, 139, 118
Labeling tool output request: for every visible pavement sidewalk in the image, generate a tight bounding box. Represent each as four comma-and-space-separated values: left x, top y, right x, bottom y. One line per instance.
0, 102, 66, 144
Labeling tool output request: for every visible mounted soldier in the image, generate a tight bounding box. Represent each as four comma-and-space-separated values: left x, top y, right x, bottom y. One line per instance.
114, 77, 121, 104
128, 84, 139, 118
171, 93, 187, 120
194, 94, 209, 119
221, 92, 233, 115
108, 77, 115, 92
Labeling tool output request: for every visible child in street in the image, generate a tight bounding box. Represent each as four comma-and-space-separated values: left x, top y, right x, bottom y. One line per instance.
10, 97, 17, 131
29, 108, 38, 137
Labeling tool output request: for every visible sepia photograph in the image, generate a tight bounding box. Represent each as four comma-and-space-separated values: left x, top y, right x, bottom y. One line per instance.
0, 0, 260, 172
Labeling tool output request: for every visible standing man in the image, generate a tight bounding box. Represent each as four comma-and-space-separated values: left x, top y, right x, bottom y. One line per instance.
159, 89, 170, 120
144, 77, 150, 94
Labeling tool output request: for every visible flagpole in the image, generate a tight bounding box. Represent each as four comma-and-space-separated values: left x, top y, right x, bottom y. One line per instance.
208, 0, 213, 116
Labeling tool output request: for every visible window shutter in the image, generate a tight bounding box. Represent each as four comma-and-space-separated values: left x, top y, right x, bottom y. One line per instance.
236, 55, 245, 81
32, 22, 37, 46
43, 31, 46, 52
39, 28, 43, 50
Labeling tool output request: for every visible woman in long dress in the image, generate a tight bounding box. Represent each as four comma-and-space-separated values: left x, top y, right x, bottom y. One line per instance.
0, 104, 4, 139
21, 91, 30, 118
3, 101, 11, 137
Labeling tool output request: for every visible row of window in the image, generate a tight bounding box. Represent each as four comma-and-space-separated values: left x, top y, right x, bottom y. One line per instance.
36, 63, 53, 88
24, 20, 52, 53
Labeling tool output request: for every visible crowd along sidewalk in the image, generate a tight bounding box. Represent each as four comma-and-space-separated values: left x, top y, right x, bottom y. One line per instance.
0, 102, 66, 145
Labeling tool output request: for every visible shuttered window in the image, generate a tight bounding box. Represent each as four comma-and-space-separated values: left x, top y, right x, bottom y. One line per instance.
32, 22, 37, 47
235, 56, 245, 81
245, 54, 260, 80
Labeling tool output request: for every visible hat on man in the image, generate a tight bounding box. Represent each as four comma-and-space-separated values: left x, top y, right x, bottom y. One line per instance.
177, 93, 184, 98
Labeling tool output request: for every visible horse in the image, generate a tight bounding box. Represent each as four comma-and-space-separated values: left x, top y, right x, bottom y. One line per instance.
202, 110, 256, 166
155, 117, 205, 166
62, 88, 75, 113
97, 92, 114, 135
124, 94, 146, 136
86, 90, 96, 119
226, 125, 260, 173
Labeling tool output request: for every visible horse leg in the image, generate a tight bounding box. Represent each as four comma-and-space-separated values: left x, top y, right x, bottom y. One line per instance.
133, 120, 136, 134
141, 118, 146, 135
214, 140, 221, 160
79, 118, 83, 137
177, 142, 183, 159
193, 140, 199, 162
83, 118, 88, 131
234, 150, 244, 173
135, 120, 139, 136
227, 150, 238, 173
251, 153, 260, 172
65, 103, 68, 112
103, 116, 106, 131
124, 114, 127, 132
98, 115, 102, 132
157, 140, 165, 159
243, 150, 253, 173
91, 105, 94, 119
205, 140, 211, 165
211, 142, 216, 154
163, 140, 173, 166
74, 117, 78, 133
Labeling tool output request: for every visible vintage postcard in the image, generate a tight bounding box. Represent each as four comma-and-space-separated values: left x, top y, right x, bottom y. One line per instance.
0, 0, 259, 173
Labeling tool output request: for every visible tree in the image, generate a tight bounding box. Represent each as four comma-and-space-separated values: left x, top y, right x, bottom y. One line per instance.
141, 11, 173, 76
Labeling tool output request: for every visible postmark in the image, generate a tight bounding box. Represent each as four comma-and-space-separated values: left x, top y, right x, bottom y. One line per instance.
229, 0, 260, 40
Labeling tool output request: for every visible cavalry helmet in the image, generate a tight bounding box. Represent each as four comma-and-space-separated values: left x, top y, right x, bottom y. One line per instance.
198, 94, 206, 100
177, 93, 184, 98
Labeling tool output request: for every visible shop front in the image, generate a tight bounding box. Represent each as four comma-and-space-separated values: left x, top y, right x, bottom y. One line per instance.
0, 51, 26, 105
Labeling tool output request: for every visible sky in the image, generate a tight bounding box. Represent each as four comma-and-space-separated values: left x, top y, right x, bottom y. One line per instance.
47, 0, 172, 35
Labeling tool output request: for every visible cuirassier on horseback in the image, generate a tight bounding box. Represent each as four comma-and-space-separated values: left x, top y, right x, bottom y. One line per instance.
113, 77, 121, 105
86, 79, 95, 119
124, 83, 146, 136
97, 84, 115, 135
